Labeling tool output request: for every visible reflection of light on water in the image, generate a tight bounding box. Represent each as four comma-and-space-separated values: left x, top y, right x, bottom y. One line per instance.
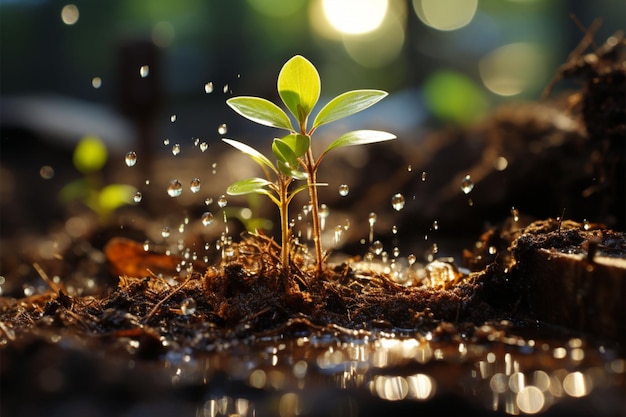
175, 331, 624, 416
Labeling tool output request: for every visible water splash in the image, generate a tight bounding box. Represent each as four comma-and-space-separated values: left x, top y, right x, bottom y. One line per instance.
125, 152, 137, 167
461, 175, 474, 194
167, 179, 183, 197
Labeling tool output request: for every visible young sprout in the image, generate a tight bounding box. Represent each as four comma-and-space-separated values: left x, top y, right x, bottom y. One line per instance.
225, 55, 396, 276
221, 135, 313, 272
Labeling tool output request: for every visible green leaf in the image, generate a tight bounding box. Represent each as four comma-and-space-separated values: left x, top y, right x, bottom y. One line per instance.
276, 160, 307, 180
98, 184, 137, 213
280, 133, 310, 158
312, 90, 388, 129
226, 178, 273, 196
277, 55, 320, 126
222, 138, 277, 174
272, 138, 299, 167
324, 130, 397, 154
226, 97, 294, 131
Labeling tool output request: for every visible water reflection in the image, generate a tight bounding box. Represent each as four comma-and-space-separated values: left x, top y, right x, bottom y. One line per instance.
161, 333, 625, 416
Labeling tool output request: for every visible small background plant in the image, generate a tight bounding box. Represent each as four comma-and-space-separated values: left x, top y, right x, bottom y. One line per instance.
224, 55, 396, 275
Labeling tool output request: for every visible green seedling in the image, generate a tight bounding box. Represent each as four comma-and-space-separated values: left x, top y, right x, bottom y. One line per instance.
60, 135, 136, 222
225, 55, 396, 275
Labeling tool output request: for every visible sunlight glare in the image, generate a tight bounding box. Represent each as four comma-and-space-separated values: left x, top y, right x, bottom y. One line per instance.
322, 0, 388, 35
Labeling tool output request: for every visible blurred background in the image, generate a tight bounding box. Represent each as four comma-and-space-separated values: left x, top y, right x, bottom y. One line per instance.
1, 0, 624, 259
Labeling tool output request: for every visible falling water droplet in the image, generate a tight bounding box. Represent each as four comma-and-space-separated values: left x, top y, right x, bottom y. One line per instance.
391, 193, 405, 211
204, 197, 213, 206
190, 178, 201, 193
172, 144, 181, 156
217, 195, 228, 208
334, 225, 343, 244
163, 138, 170, 146
319, 204, 329, 231
393, 247, 400, 257
92, 77, 102, 89
145, 179, 150, 185
161, 227, 171, 239
180, 297, 197, 315
133, 191, 143, 203
178, 223, 185, 233
167, 179, 183, 197
432, 220, 439, 231
368, 212, 377, 227
371, 240, 383, 255
421, 171, 427, 182
200, 142, 209, 152
511, 207, 520, 222
193, 138, 199, 147
223, 84, 229, 93
143, 240, 150, 251
125, 151, 137, 167
461, 175, 474, 194
201, 212, 214, 226
407, 165, 412, 172
488, 246, 497, 255
139, 65, 149, 78
343, 219, 351, 231
407, 254, 416, 266
204, 82, 214, 93
217, 124, 228, 135
170, 114, 177, 122
391, 225, 398, 235
338, 184, 349, 197
583, 219, 590, 231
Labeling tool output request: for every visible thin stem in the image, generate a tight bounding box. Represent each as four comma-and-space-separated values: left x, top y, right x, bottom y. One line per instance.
304, 148, 323, 276
278, 177, 291, 273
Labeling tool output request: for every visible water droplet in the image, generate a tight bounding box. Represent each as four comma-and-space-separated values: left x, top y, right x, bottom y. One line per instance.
91, 77, 102, 89
201, 212, 214, 226
488, 246, 497, 255
217, 195, 228, 208
200, 142, 209, 152
407, 165, 412, 172
421, 171, 427, 182
180, 297, 197, 315
172, 144, 181, 156
391, 225, 398, 234
393, 247, 400, 257
343, 219, 351, 231
333, 225, 343, 244
204, 82, 214, 93
139, 65, 149, 78
145, 179, 150, 185
511, 207, 520, 222
167, 179, 183, 197
583, 219, 590, 231
125, 151, 137, 167
319, 204, 330, 219
223, 84, 229, 93
461, 175, 474, 194
217, 124, 228, 135
170, 114, 177, 122
133, 191, 143, 203
143, 240, 150, 251
408, 254, 416, 266
178, 223, 185, 233
371, 240, 383, 255
163, 138, 170, 146
338, 184, 349, 197
40, 165, 54, 179
161, 227, 171, 239
190, 178, 201, 193
432, 220, 439, 231
391, 193, 405, 211
368, 212, 377, 227
204, 197, 213, 206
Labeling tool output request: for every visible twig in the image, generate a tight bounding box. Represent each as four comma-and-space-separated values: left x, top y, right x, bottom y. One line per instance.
141, 275, 192, 324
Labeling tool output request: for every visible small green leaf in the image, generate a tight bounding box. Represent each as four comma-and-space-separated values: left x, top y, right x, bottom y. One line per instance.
312, 90, 388, 130
222, 138, 277, 174
226, 97, 294, 131
276, 160, 307, 180
280, 133, 310, 158
98, 184, 137, 213
324, 130, 396, 154
272, 138, 299, 167
226, 178, 273, 195
277, 55, 320, 126
73, 135, 107, 174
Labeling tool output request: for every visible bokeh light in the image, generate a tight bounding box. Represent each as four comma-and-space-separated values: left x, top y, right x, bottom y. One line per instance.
152, 21, 175, 48
61, 4, 79, 25
321, 0, 388, 35
422, 70, 488, 124
479, 42, 547, 96
412, 0, 478, 31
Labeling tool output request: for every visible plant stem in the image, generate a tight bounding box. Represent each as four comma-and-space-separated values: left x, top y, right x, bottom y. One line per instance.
305, 148, 323, 276
278, 177, 291, 273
